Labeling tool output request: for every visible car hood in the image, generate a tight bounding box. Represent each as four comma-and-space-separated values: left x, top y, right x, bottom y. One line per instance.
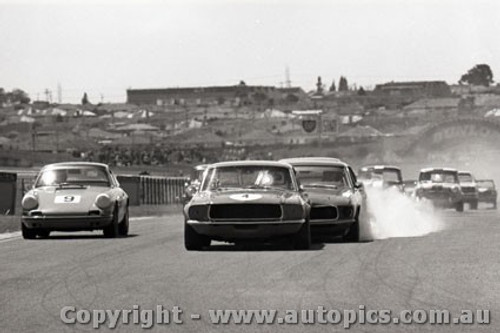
191, 189, 302, 205
459, 182, 477, 188
302, 187, 352, 206
27, 186, 109, 213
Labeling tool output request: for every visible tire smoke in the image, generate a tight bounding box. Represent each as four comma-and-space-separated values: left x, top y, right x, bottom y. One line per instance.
359, 187, 445, 240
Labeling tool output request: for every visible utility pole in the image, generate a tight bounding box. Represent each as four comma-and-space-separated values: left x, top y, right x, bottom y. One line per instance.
285, 65, 291, 88
57, 83, 62, 103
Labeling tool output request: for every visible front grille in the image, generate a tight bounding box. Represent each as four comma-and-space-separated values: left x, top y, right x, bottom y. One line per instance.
338, 205, 354, 219
310, 206, 338, 220
461, 187, 476, 193
209, 204, 282, 220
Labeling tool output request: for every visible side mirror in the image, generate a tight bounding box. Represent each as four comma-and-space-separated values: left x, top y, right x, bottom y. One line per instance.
186, 184, 199, 195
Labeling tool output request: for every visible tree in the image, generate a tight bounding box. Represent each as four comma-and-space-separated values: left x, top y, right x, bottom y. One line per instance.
338, 76, 349, 91
459, 64, 494, 86
1, 88, 30, 104
9, 89, 30, 104
329, 79, 336, 92
82, 92, 90, 105
357, 86, 366, 96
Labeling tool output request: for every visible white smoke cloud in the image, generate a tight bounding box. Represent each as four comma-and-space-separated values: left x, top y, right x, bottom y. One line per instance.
359, 186, 445, 240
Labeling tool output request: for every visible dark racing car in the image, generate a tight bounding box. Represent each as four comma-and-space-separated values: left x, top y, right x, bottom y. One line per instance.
415, 167, 464, 212
280, 157, 364, 242
477, 179, 497, 209
457, 171, 479, 210
183, 161, 311, 250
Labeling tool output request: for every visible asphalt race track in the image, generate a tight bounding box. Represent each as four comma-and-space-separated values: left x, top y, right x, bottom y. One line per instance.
1, 208, 499, 332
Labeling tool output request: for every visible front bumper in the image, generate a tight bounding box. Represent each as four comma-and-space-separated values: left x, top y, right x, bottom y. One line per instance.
420, 194, 461, 207
461, 193, 478, 202
187, 219, 305, 241
22, 215, 114, 231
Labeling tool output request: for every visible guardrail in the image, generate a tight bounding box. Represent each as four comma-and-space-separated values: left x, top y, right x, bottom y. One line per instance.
2, 172, 188, 216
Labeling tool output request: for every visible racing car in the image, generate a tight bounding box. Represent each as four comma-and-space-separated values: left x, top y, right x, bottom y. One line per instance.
21, 162, 129, 239
415, 167, 464, 212
183, 161, 311, 250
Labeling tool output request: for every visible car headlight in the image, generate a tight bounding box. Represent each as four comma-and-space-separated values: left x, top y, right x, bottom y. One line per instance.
342, 191, 352, 198
451, 186, 460, 193
22, 194, 38, 210
188, 205, 209, 221
95, 194, 112, 209
282, 204, 304, 220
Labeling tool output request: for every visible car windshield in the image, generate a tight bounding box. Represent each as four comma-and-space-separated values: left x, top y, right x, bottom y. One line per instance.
293, 165, 350, 189
35, 166, 111, 187
358, 168, 401, 183
458, 174, 473, 183
202, 165, 295, 191
419, 171, 457, 184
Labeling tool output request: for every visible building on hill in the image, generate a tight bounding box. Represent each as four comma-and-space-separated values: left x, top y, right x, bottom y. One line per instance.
402, 97, 460, 117
374, 81, 452, 98
126, 83, 309, 108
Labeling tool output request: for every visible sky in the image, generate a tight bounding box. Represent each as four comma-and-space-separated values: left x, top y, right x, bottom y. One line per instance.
0, 0, 499, 103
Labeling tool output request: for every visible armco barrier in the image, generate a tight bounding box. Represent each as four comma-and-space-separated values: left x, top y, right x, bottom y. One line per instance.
139, 176, 188, 205
0, 172, 17, 215
116, 175, 141, 206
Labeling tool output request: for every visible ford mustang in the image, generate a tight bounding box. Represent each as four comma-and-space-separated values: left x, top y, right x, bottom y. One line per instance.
21, 162, 129, 239
280, 157, 364, 242
183, 161, 311, 250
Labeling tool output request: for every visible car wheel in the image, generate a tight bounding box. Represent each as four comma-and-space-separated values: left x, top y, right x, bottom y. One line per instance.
118, 207, 129, 237
470, 200, 478, 210
493, 201, 497, 210
184, 222, 210, 250
343, 221, 360, 242
22, 224, 37, 239
103, 208, 119, 238
456, 201, 464, 212
294, 220, 311, 250
37, 230, 51, 238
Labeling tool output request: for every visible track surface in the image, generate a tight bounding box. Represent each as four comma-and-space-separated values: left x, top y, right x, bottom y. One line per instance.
0, 208, 499, 332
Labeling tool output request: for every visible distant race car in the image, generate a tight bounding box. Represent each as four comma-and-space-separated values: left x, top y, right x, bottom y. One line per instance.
183, 161, 311, 250
415, 167, 464, 212
357, 165, 404, 192
457, 171, 479, 210
476, 179, 497, 209
21, 162, 129, 239
403, 179, 418, 197
182, 164, 209, 204
280, 157, 364, 242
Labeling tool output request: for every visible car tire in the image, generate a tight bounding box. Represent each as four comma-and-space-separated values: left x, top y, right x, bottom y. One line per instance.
184, 222, 210, 250
343, 221, 360, 242
294, 220, 311, 250
103, 208, 119, 238
456, 201, 464, 212
493, 201, 497, 210
118, 207, 129, 237
22, 224, 37, 239
37, 230, 50, 238
470, 200, 478, 210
